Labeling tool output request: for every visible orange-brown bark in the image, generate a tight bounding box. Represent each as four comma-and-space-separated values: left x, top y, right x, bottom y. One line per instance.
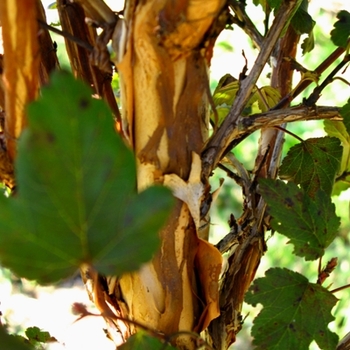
0, 0, 40, 161
110, 0, 225, 347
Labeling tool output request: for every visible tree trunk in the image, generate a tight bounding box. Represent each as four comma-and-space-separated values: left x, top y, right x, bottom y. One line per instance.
108, 0, 225, 348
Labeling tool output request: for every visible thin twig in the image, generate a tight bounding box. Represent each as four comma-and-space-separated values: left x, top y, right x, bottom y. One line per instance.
318, 256, 322, 276
330, 283, 350, 294
273, 45, 348, 109
273, 125, 304, 142
38, 19, 94, 52
304, 54, 350, 106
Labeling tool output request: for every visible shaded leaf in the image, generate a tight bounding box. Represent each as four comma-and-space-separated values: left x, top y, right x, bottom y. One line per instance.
0, 71, 174, 284
279, 137, 342, 197
259, 179, 340, 260
245, 268, 338, 350
291, 0, 315, 54
331, 10, 350, 48
291, 5, 315, 35
253, 0, 270, 13
118, 331, 177, 350
268, 0, 303, 36
267, 0, 282, 9
301, 30, 315, 54
0, 327, 32, 350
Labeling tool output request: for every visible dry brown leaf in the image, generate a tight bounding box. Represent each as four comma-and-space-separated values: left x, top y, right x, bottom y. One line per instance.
194, 238, 222, 333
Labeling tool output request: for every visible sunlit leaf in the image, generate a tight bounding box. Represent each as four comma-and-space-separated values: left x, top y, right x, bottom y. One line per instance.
211, 75, 278, 125
324, 119, 350, 195
25, 326, 56, 345
279, 137, 342, 197
259, 179, 340, 260
340, 99, 350, 136
245, 268, 338, 350
0, 72, 174, 284
47, 2, 57, 9
255, 86, 281, 112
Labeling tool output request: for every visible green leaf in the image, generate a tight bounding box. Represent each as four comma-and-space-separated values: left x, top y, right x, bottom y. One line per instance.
253, 0, 270, 13
268, 0, 303, 36
340, 99, 350, 136
118, 331, 177, 350
245, 268, 338, 350
300, 29, 315, 55
211, 75, 272, 125
291, 6, 315, 35
267, 0, 282, 9
0, 327, 32, 350
324, 118, 350, 195
290, 0, 315, 54
259, 179, 340, 260
331, 10, 350, 48
25, 327, 55, 345
47, 2, 57, 9
0, 71, 175, 284
279, 137, 342, 197
255, 86, 281, 112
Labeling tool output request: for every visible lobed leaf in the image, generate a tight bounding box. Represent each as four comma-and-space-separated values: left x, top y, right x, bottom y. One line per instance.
279, 137, 342, 197
25, 326, 56, 345
331, 10, 350, 48
259, 179, 340, 260
0, 71, 175, 284
245, 268, 338, 350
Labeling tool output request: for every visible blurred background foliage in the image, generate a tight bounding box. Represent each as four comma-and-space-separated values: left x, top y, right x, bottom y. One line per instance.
0, 1, 349, 349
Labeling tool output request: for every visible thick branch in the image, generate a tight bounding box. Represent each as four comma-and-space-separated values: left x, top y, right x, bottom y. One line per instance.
202, 0, 303, 178
242, 105, 340, 136
226, 105, 340, 156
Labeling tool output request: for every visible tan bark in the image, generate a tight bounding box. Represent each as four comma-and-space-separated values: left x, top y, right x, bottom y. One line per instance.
0, 0, 40, 161
110, 0, 225, 347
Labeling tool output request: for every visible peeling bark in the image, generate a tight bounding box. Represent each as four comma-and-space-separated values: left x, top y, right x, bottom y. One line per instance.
110, 0, 225, 347
0, 0, 40, 161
